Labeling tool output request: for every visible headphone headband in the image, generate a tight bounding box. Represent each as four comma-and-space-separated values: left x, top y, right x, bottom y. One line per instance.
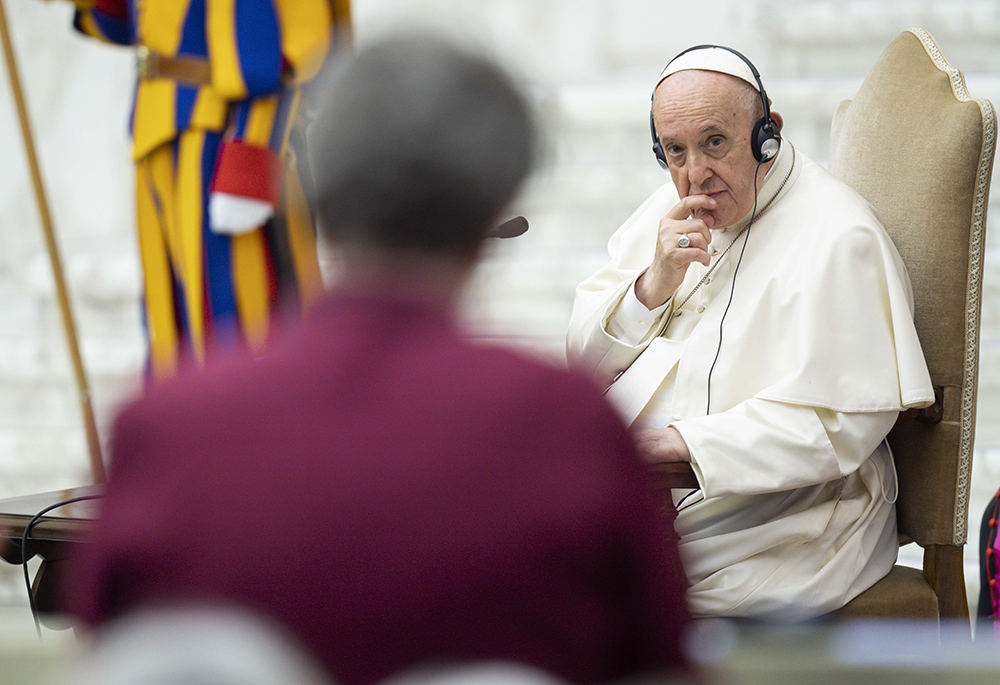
661, 44, 772, 122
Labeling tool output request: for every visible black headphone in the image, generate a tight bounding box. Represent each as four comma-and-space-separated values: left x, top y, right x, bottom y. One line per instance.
650, 44, 780, 167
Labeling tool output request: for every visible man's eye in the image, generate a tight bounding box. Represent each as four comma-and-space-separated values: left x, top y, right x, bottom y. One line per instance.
706, 137, 724, 148
666, 145, 684, 156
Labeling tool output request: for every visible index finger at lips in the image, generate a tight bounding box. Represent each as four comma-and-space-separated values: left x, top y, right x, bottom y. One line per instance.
687, 196, 718, 243
666, 194, 716, 221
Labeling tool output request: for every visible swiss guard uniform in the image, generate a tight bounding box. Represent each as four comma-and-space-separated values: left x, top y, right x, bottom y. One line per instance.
73, 0, 350, 381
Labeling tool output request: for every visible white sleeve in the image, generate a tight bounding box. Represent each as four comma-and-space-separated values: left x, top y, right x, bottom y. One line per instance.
606, 281, 671, 345
566, 273, 675, 386
567, 184, 680, 382
675, 398, 898, 498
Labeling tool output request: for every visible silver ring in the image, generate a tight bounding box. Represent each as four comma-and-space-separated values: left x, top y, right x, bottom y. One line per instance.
676, 234, 691, 248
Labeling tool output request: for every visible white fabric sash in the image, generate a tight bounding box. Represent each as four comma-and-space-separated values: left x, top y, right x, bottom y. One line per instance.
605, 337, 684, 427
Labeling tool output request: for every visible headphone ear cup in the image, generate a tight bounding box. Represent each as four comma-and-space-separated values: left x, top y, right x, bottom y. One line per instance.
650, 110, 668, 169
751, 116, 781, 163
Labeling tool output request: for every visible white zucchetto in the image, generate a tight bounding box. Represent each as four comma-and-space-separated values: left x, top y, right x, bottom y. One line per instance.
655, 45, 762, 92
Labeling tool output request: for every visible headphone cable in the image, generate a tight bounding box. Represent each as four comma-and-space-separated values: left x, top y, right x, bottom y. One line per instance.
705, 159, 763, 415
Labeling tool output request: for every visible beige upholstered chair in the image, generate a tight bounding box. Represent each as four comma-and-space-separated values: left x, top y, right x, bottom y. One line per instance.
829, 29, 996, 622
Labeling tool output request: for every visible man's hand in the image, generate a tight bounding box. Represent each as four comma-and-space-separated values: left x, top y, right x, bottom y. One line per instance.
635, 195, 716, 309
631, 426, 691, 464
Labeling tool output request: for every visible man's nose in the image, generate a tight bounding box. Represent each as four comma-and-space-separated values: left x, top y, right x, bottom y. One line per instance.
686, 153, 713, 186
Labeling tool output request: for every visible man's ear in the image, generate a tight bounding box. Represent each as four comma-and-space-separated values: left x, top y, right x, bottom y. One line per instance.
769, 111, 784, 131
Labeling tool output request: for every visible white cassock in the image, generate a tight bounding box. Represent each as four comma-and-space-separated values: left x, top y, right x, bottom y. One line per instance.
567, 141, 935, 621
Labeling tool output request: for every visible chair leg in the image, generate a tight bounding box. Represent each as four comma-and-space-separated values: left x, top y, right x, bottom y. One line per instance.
925, 544, 970, 625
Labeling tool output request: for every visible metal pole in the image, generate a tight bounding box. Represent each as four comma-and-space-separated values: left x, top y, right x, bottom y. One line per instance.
0, 0, 106, 483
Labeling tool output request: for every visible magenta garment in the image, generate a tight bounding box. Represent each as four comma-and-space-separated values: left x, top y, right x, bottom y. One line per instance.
992, 497, 1000, 636
63, 287, 691, 684
994, 534, 1000, 637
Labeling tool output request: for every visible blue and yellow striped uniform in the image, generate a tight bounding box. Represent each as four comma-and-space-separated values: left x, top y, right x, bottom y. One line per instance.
74, 0, 350, 381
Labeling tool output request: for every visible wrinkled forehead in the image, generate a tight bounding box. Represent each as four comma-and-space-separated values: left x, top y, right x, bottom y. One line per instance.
654, 46, 761, 94
652, 69, 750, 116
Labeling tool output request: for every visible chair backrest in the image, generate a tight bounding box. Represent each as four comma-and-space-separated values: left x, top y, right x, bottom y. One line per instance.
829, 28, 995, 549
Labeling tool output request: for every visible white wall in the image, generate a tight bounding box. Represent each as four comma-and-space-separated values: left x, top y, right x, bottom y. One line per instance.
1, 0, 999, 612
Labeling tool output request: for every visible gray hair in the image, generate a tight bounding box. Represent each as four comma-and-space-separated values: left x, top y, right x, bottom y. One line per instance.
307, 32, 536, 252
734, 77, 766, 125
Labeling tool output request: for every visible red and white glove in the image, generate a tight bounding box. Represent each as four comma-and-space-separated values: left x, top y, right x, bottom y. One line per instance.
208, 140, 282, 235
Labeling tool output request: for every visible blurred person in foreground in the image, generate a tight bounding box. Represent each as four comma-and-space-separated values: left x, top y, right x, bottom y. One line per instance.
567, 45, 934, 621
62, 31, 692, 685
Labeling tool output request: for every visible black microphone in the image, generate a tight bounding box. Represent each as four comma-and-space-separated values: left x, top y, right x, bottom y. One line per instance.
490, 216, 529, 239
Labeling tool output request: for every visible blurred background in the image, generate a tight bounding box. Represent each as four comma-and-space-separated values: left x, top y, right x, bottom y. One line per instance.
0, 0, 998, 618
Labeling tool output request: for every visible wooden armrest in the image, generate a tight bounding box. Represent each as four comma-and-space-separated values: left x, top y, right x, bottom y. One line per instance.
894, 385, 945, 427
648, 462, 699, 490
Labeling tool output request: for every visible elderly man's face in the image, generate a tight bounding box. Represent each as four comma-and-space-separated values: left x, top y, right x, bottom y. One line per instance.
651, 70, 772, 230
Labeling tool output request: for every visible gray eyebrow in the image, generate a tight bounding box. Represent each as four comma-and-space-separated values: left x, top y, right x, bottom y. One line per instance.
661, 125, 727, 143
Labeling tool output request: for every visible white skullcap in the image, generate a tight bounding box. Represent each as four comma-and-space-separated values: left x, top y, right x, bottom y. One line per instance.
654, 45, 761, 93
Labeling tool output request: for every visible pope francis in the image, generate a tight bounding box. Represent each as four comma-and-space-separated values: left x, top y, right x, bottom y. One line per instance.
567, 45, 935, 621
